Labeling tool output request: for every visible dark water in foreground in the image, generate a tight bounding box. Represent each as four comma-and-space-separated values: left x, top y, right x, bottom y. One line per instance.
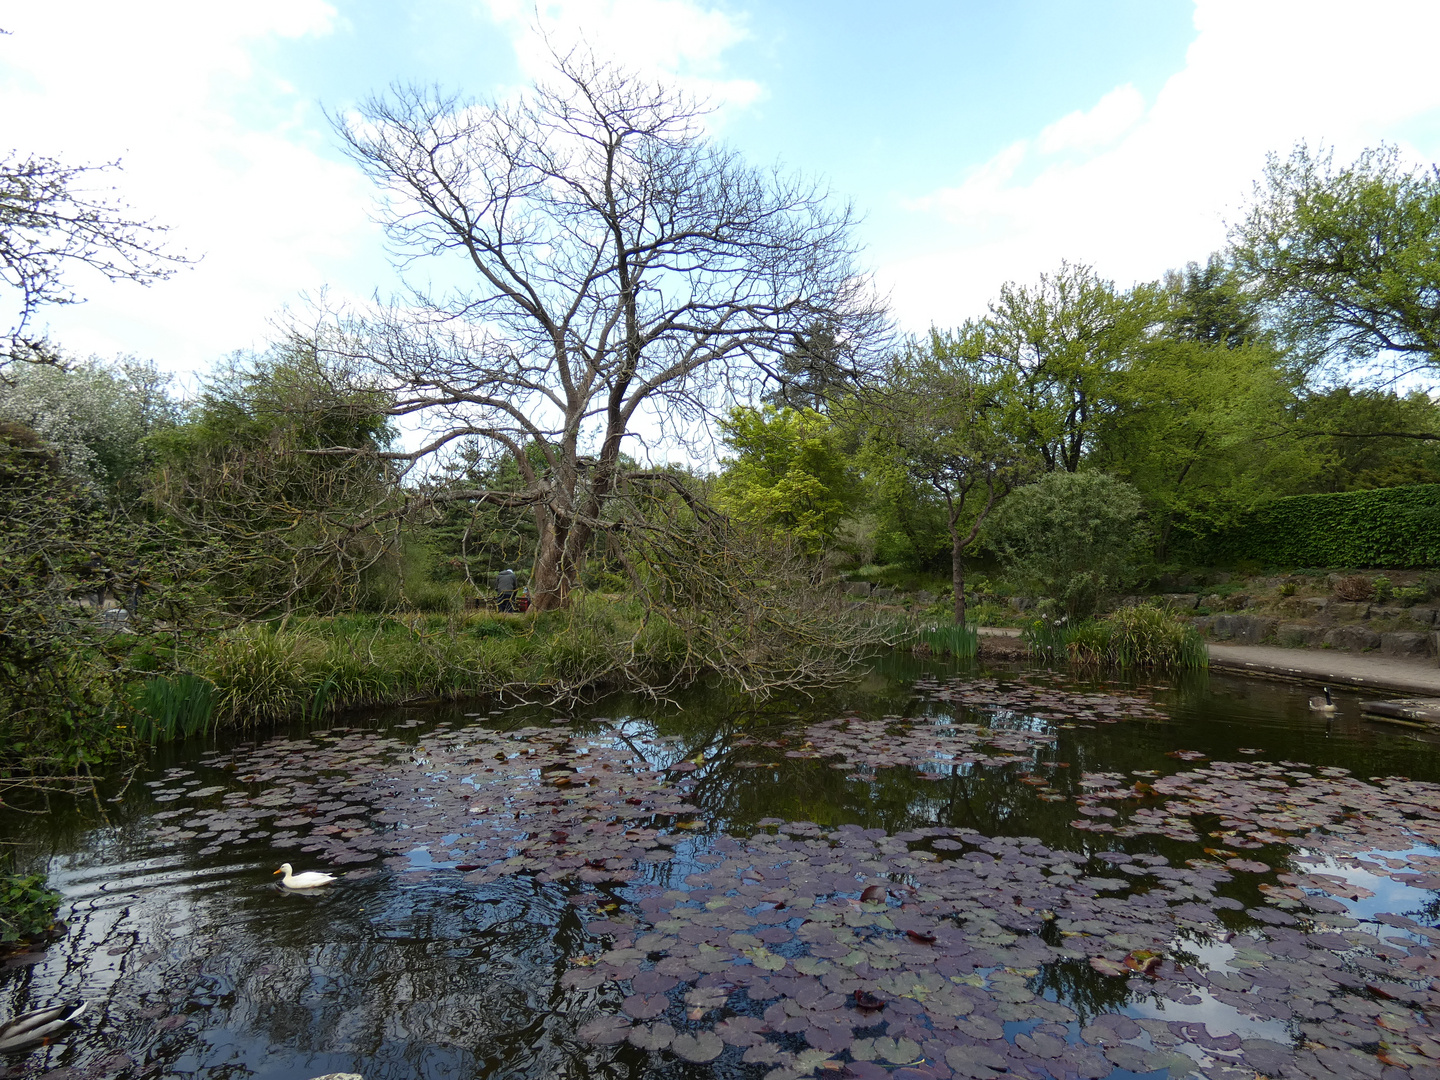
5, 655, 1440, 1080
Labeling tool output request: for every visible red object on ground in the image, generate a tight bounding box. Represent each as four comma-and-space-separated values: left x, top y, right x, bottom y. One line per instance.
517, 595, 531, 612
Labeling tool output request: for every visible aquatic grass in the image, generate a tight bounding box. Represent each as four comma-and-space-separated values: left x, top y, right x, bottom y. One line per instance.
184, 598, 705, 730
887, 618, 978, 659
1020, 617, 1070, 664
1092, 604, 1208, 670
1029, 605, 1207, 672
133, 673, 217, 742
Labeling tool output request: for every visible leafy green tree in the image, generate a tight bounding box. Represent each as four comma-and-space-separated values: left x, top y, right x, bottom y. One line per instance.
868, 331, 1039, 624
1162, 254, 1266, 350
1290, 387, 1440, 492
1232, 143, 1440, 377
977, 263, 1162, 474
1094, 335, 1311, 557
986, 470, 1147, 621
714, 404, 857, 554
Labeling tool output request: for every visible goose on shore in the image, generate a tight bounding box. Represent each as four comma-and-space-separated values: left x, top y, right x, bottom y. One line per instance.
275, 863, 336, 889
0, 1001, 87, 1053
1309, 687, 1337, 713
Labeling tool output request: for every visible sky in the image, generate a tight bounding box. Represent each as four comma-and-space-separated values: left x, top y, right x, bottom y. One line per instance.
4, 0, 1440, 383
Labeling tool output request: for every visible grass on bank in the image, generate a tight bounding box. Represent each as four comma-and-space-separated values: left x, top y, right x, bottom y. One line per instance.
133, 595, 692, 739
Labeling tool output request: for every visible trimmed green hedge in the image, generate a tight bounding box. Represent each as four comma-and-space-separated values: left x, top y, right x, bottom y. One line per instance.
1196, 484, 1440, 569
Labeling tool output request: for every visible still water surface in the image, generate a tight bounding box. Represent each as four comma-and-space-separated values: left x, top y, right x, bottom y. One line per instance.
5, 655, 1440, 1079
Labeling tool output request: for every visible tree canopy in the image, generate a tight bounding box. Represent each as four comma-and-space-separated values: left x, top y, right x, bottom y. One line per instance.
1232, 143, 1440, 378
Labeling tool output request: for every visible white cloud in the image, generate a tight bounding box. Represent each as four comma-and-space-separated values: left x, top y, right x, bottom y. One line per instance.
482, 0, 762, 116
0, 1, 380, 375
1036, 85, 1145, 155
886, 0, 1440, 332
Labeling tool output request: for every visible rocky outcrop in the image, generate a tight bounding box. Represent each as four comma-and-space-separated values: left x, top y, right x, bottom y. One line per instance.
1208, 614, 1277, 645
1276, 622, 1326, 647
1381, 632, 1432, 658
1323, 625, 1381, 652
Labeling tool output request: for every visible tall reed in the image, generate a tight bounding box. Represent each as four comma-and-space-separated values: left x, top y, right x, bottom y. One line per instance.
133, 673, 217, 742
1026, 605, 1207, 672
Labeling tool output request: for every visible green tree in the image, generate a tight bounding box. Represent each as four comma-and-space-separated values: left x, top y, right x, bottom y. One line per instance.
1290, 386, 1440, 492
974, 263, 1161, 474
0, 354, 176, 497
1232, 143, 1440, 377
1162, 254, 1266, 350
869, 331, 1039, 624
714, 404, 856, 554
985, 470, 1147, 621
1095, 336, 1310, 557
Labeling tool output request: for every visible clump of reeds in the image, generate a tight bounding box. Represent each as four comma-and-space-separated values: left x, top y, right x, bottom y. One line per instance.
889, 619, 978, 659
132, 673, 217, 741
1024, 604, 1206, 672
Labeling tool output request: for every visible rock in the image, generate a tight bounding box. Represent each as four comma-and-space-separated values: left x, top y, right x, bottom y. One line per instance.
1212, 572, 1232, 584
914, 589, 937, 605
843, 581, 872, 597
1302, 597, 1329, 613
1162, 593, 1198, 611
870, 586, 895, 600
1381, 632, 1432, 658
1276, 623, 1326, 647
1410, 607, 1439, 627
1009, 596, 1034, 612
1190, 616, 1214, 635
1324, 625, 1381, 652
1211, 614, 1277, 644
1221, 593, 1250, 612
1370, 605, 1405, 620
1327, 602, 1370, 622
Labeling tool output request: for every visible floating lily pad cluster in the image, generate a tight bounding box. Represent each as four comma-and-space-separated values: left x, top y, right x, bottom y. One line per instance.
913, 677, 1167, 727
785, 715, 1057, 776
562, 814, 1440, 1079
133, 694, 1440, 1080
153, 724, 708, 882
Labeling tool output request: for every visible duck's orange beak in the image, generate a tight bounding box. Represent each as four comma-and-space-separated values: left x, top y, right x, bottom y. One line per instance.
273, 869, 282, 875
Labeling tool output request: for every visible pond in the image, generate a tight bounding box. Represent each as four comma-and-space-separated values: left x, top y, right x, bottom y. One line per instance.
6, 655, 1440, 1080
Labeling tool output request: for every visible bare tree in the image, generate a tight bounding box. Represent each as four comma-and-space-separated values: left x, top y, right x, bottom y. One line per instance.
332, 50, 887, 610
0, 153, 186, 366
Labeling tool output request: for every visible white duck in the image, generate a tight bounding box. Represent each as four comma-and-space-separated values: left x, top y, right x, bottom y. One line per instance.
0, 1001, 87, 1052
274, 863, 336, 889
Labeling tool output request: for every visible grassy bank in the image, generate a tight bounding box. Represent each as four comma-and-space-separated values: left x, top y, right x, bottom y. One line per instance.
135, 595, 693, 739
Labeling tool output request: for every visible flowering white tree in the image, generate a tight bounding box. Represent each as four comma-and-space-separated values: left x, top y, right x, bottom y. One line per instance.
0, 355, 175, 493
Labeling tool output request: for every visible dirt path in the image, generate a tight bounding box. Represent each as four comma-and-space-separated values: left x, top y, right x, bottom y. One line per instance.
976, 626, 1440, 696
1206, 642, 1440, 695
